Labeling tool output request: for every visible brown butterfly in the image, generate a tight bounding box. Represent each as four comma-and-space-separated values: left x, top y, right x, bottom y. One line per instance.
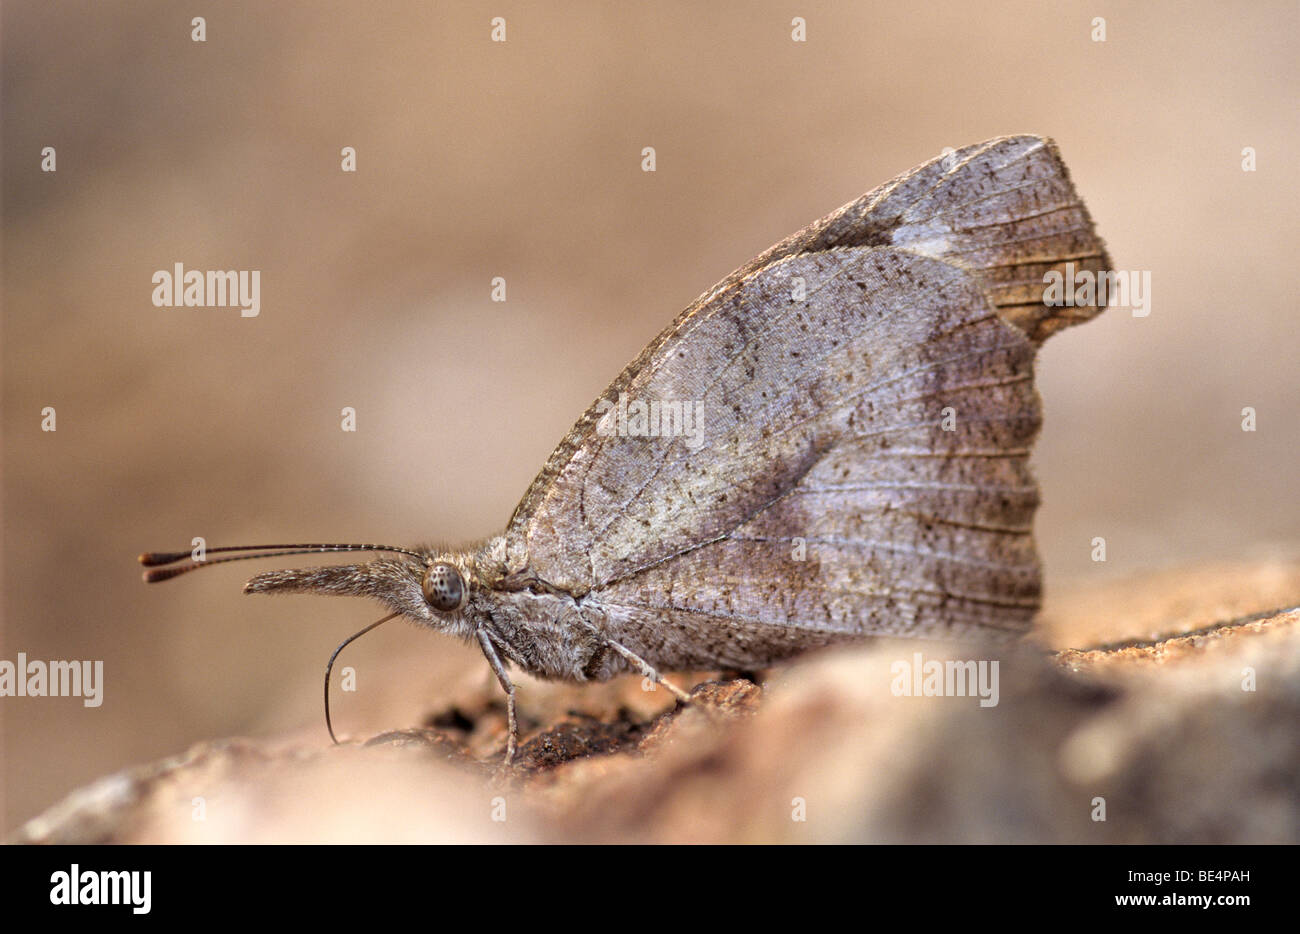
142, 135, 1110, 764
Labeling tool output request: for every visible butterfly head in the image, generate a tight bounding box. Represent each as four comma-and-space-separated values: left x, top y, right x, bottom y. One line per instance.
139, 542, 478, 631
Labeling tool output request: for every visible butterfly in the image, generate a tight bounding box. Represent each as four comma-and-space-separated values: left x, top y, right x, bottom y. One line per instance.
142, 135, 1110, 764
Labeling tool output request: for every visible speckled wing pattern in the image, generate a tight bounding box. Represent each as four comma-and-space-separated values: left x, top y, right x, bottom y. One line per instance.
503, 136, 1110, 667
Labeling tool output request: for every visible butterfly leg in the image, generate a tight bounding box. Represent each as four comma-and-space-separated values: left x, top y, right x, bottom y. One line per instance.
475, 630, 518, 766
602, 638, 692, 704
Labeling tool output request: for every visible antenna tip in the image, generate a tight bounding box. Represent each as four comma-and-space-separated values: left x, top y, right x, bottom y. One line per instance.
139, 551, 192, 567
143, 566, 188, 583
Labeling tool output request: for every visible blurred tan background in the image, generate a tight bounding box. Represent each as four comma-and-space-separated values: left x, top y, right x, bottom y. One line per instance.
3, 0, 1296, 830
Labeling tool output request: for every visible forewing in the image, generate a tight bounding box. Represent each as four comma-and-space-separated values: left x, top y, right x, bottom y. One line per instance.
735, 134, 1112, 342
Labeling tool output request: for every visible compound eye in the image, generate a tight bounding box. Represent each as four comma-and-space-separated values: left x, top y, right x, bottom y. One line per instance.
422, 562, 466, 612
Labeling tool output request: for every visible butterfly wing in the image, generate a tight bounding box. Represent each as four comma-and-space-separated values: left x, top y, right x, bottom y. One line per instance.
729, 134, 1111, 342
502, 136, 1108, 660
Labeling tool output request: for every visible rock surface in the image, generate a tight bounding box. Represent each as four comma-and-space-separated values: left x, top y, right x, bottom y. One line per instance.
11, 561, 1300, 843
